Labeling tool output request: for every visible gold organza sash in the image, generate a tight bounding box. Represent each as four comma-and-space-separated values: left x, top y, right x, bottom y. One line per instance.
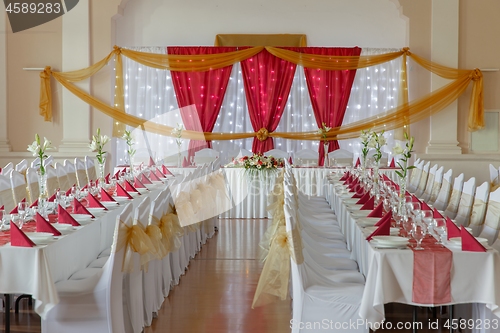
491, 177, 500, 192
423, 173, 435, 196
76, 169, 88, 188
12, 185, 27, 203
485, 201, 500, 230
409, 168, 421, 188
470, 198, 487, 227
456, 192, 473, 221
446, 189, 461, 214
46, 176, 59, 197
417, 171, 428, 193
145, 223, 166, 259
87, 166, 97, 182
27, 181, 39, 204
0, 188, 15, 212
115, 221, 155, 272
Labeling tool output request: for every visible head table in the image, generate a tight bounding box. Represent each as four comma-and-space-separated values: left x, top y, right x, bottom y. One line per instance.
326, 174, 500, 326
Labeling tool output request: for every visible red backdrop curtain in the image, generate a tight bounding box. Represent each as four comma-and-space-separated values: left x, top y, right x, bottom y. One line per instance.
240, 49, 297, 154
168, 46, 236, 161
300, 47, 362, 166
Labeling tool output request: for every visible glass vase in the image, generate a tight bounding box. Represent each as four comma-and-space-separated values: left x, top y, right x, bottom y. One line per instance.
97, 157, 106, 185
373, 160, 380, 201
398, 175, 408, 219
37, 170, 48, 216
323, 142, 329, 168
177, 145, 182, 168
128, 154, 134, 177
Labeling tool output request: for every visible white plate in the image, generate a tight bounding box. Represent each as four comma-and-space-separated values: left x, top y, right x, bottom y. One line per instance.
371, 236, 409, 246
350, 210, 372, 218
358, 219, 380, 227
372, 240, 409, 249
449, 237, 488, 246
87, 207, 106, 216
365, 227, 400, 235
101, 201, 119, 208
70, 214, 93, 222
144, 184, 157, 190
152, 180, 163, 184
113, 196, 131, 202
128, 191, 140, 198
52, 223, 73, 231
25, 232, 53, 244
136, 188, 149, 194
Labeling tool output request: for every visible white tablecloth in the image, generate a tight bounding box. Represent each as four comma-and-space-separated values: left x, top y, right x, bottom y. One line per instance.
0, 185, 165, 319
328, 176, 500, 326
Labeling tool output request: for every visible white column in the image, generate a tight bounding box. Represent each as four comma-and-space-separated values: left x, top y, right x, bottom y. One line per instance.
0, 13, 11, 152
426, 0, 461, 154
59, 0, 91, 153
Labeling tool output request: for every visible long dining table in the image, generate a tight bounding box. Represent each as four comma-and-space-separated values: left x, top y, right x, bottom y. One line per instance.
326, 173, 500, 327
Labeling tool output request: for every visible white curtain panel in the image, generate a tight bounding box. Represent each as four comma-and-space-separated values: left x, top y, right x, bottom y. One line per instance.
117, 47, 402, 165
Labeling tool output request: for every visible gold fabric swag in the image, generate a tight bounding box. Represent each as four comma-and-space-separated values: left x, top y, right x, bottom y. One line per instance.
39, 46, 484, 141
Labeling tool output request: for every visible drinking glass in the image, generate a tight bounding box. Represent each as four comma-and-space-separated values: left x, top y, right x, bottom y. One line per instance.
433, 218, 447, 244
411, 221, 427, 250
421, 210, 433, 233
0, 209, 5, 229
17, 202, 28, 223
11, 213, 23, 229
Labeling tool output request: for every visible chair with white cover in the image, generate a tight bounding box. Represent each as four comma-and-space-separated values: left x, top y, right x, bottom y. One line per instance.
478, 187, 500, 245
75, 158, 89, 188
25, 167, 39, 204
43, 155, 54, 168
442, 173, 465, 219
265, 149, 288, 159
55, 162, 70, 192
1, 162, 13, 175
45, 166, 60, 198
295, 148, 318, 166
453, 177, 476, 226
432, 169, 454, 211
15, 159, 28, 175
490, 164, 499, 184
235, 148, 253, 158
469, 181, 490, 236
10, 170, 27, 203
422, 166, 444, 203
30, 157, 40, 169
407, 159, 425, 193
64, 160, 78, 188
328, 148, 353, 166
194, 148, 219, 166
415, 163, 435, 198
0, 172, 15, 211
413, 161, 430, 195
41, 203, 130, 333
84, 156, 97, 182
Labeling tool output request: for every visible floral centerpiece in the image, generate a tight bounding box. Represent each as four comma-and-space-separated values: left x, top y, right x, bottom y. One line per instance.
359, 129, 372, 169
122, 130, 136, 174
27, 134, 54, 201
226, 154, 284, 175
171, 123, 183, 167
89, 128, 110, 183
317, 122, 332, 167
393, 132, 415, 212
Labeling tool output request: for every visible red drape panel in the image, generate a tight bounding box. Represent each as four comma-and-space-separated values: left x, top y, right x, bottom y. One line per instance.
300, 47, 361, 166
240, 49, 297, 154
168, 46, 236, 160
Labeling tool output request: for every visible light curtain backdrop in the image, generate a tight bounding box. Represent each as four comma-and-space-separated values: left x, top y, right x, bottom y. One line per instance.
115, 47, 401, 166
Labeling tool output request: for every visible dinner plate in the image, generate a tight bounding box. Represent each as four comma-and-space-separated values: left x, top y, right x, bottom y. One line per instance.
70, 214, 93, 222
144, 184, 159, 190
350, 210, 372, 218
128, 191, 140, 198
101, 201, 119, 208
343, 198, 361, 204
371, 236, 409, 246
357, 218, 380, 227
371, 241, 409, 249
449, 237, 488, 246
87, 207, 106, 216
152, 180, 163, 184
25, 232, 54, 244
365, 227, 400, 236
136, 188, 149, 194
113, 196, 132, 202
52, 223, 73, 231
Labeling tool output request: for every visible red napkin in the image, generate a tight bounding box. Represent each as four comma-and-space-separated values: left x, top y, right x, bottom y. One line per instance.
348, 180, 359, 192
339, 172, 349, 181
367, 212, 392, 241
351, 187, 365, 198
134, 177, 146, 189
360, 196, 375, 210
0, 205, 3, 210
87, 193, 107, 210
389, 158, 396, 167
149, 170, 162, 182
375, 211, 392, 226
367, 202, 384, 218
148, 156, 155, 167
10, 223, 35, 247
10, 206, 18, 214
421, 201, 432, 211
30, 199, 38, 208
288, 156, 293, 165
461, 226, 487, 252
412, 196, 421, 203
35, 213, 61, 236
65, 187, 72, 196
356, 192, 371, 205
81, 184, 88, 190
154, 168, 166, 179
162, 165, 174, 176
113, 170, 121, 180
72, 198, 94, 218
433, 208, 443, 218
105, 173, 111, 184
140, 174, 153, 185
446, 217, 461, 240
355, 157, 361, 167
48, 192, 57, 202
343, 175, 353, 186
100, 188, 116, 202
182, 156, 189, 168
58, 205, 80, 226
116, 183, 133, 199
124, 180, 139, 193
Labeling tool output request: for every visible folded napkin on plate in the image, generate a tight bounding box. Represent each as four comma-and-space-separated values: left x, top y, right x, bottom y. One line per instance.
375, 211, 392, 226
134, 177, 146, 189
421, 201, 432, 211
149, 170, 162, 182
30, 199, 38, 208
412, 196, 421, 203
162, 165, 174, 176
446, 217, 461, 239
288, 156, 293, 165
433, 208, 443, 218
124, 180, 139, 193
116, 183, 133, 199
72, 198, 95, 218
10, 222, 35, 247
10, 205, 18, 214
105, 173, 111, 184
140, 173, 153, 185
348, 181, 359, 192
100, 188, 117, 202
343, 175, 353, 186
367, 202, 384, 218
36, 213, 61, 236
339, 172, 350, 181
48, 192, 57, 202
389, 158, 396, 168
0, 205, 3, 210
355, 157, 361, 168
81, 184, 88, 190
360, 196, 375, 210
148, 156, 156, 167
58, 204, 80, 226
356, 192, 371, 205
367, 213, 392, 241
351, 187, 365, 198
113, 170, 121, 180
65, 187, 72, 196
154, 167, 166, 179
381, 174, 390, 182
182, 156, 189, 168
87, 193, 107, 210
461, 226, 487, 252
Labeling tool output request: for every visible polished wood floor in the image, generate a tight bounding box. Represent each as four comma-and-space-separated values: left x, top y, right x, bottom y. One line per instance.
1, 218, 451, 333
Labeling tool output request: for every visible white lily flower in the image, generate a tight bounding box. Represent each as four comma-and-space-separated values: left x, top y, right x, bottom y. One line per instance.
27, 141, 39, 156
393, 144, 404, 155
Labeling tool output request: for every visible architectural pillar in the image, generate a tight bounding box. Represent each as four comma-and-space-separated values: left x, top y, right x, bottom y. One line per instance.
0, 13, 11, 152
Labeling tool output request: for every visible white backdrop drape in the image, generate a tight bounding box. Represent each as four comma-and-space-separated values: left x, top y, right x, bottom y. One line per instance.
115, 47, 401, 166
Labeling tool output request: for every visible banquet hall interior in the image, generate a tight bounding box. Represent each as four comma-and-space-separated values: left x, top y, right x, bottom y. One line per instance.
1, 0, 500, 332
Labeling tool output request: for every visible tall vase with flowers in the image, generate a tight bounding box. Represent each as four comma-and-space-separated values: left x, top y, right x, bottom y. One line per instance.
368, 130, 386, 189
172, 123, 184, 168
393, 132, 415, 218
317, 122, 332, 168
89, 128, 110, 185
122, 130, 136, 177
359, 129, 372, 177
27, 134, 54, 206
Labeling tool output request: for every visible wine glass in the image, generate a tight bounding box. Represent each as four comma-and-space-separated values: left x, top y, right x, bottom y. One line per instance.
421, 210, 433, 232
11, 213, 23, 229
433, 218, 447, 245
0, 209, 5, 229
17, 202, 28, 223
411, 221, 427, 250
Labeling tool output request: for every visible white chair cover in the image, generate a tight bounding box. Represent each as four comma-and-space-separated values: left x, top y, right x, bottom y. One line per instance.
432, 169, 454, 211
1, 162, 13, 175
74, 158, 89, 188
479, 187, 500, 245
10, 170, 27, 203
84, 156, 97, 182
454, 177, 476, 226
54, 162, 70, 192
469, 182, 491, 236
423, 165, 443, 203
64, 160, 78, 188
443, 173, 465, 219
26, 167, 39, 204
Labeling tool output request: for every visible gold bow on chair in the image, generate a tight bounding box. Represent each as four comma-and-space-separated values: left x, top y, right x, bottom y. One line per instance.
256, 128, 270, 141
115, 221, 155, 272
145, 222, 167, 259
